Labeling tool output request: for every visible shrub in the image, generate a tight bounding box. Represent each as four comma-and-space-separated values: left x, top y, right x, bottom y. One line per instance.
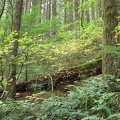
0, 100, 35, 120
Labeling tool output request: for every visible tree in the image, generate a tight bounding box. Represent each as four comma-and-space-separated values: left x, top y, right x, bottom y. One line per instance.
2, 0, 23, 99
74, 0, 80, 38
0, 0, 6, 18
74, 0, 80, 22
64, 0, 74, 30
39, 0, 42, 23
102, 0, 120, 91
51, 0, 57, 37
85, 0, 90, 23
91, 0, 95, 22
46, 0, 51, 38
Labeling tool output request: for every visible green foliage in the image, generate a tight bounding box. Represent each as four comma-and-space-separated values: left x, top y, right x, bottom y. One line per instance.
21, 5, 58, 37
0, 22, 102, 82
115, 26, 120, 32
36, 77, 120, 120
79, 74, 87, 80
0, 100, 35, 120
115, 21, 120, 32
0, 15, 12, 36
81, 115, 104, 120
21, 5, 41, 35
29, 83, 43, 91
106, 113, 120, 120
105, 46, 120, 58
82, 0, 100, 10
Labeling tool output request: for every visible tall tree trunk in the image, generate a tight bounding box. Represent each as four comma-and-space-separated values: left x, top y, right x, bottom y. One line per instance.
85, 0, 90, 23
23, 0, 29, 13
2, 0, 23, 99
32, 0, 37, 6
0, 0, 6, 18
97, 0, 102, 18
74, 0, 80, 37
81, 0, 85, 27
69, 0, 74, 30
64, 0, 74, 30
39, 0, 42, 24
25, 0, 32, 13
51, 0, 57, 37
74, 0, 80, 22
64, 0, 67, 23
91, 1, 95, 22
46, 0, 51, 20
46, 0, 51, 39
102, 0, 120, 92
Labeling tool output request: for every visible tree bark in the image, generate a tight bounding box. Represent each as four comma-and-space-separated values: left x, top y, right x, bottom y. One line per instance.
85, 0, 90, 23
2, 0, 23, 99
74, 0, 80, 37
39, 0, 42, 23
102, 0, 120, 92
51, 0, 57, 37
0, 0, 6, 18
91, 1, 95, 22
81, 0, 85, 27
46, 0, 51, 39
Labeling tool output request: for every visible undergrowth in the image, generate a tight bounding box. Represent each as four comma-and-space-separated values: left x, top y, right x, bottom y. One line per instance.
37, 77, 120, 120
0, 76, 120, 120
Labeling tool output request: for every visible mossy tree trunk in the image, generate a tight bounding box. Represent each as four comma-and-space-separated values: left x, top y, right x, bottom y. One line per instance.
102, 0, 120, 91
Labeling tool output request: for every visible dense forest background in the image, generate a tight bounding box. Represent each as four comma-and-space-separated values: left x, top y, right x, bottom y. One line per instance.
0, 0, 102, 82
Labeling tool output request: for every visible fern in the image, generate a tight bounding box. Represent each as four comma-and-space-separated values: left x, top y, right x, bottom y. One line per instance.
81, 115, 104, 120
106, 113, 120, 120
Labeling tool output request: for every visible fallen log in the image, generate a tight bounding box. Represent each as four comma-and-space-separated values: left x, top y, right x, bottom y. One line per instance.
0, 58, 102, 93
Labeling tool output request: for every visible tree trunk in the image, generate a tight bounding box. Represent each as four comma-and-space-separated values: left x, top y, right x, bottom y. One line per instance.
51, 0, 57, 37
39, 0, 42, 24
85, 0, 90, 23
46, 0, 51, 39
74, 0, 80, 38
64, 0, 74, 30
32, 0, 37, 6
74, 0, 80, 21
102, 0, 120, 92
2, 0, 23, 99
91, 1, 95, 22
64, 0, 67, 23
81, 0, 85, 27
0, 0, 6, 18
97, 0, 102, 18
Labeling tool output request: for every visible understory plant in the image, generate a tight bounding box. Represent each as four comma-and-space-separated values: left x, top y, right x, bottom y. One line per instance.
0, 100, 35, 120
36, 77, 120, 120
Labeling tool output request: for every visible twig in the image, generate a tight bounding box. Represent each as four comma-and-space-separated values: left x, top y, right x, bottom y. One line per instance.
48, 74, 54, 92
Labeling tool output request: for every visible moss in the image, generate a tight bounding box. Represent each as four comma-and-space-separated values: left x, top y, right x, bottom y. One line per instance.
79, 74, 87, 80
81, 58, 101, 69
70, 58, 102, 70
